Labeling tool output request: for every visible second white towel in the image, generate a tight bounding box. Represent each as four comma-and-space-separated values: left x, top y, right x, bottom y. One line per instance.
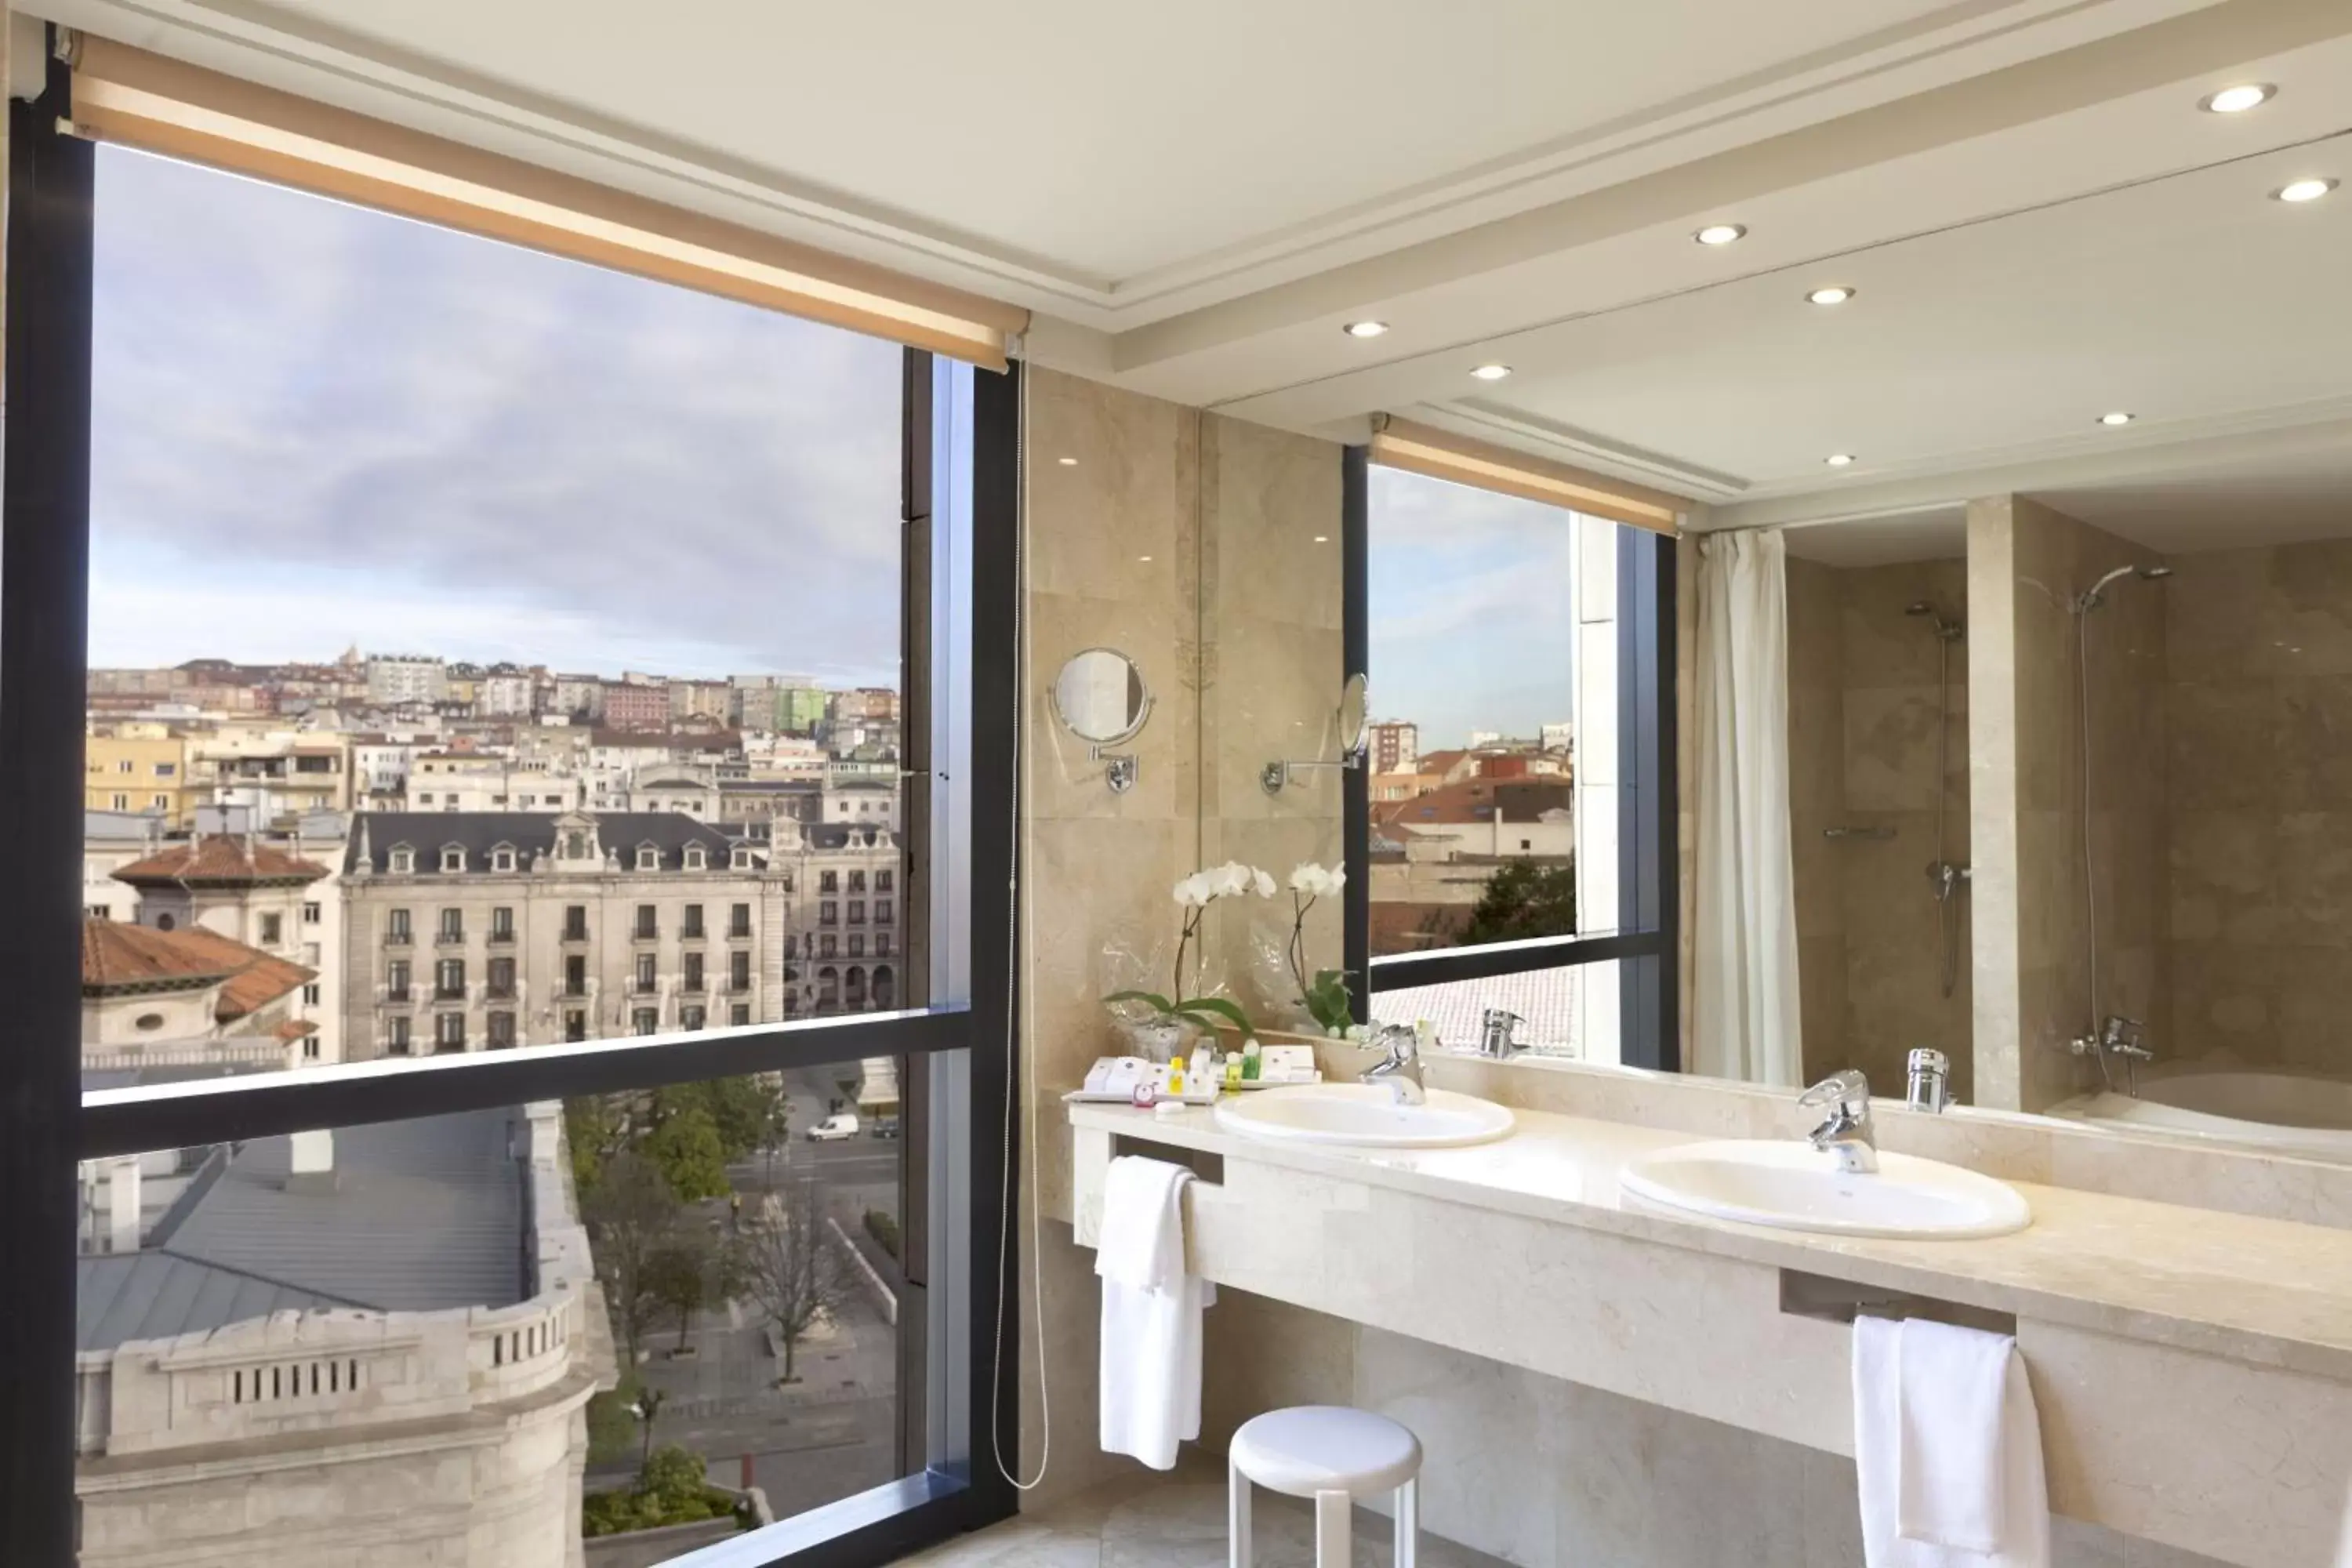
1098, 1156, 1214, 1471
1854, 1315, 2049, 1568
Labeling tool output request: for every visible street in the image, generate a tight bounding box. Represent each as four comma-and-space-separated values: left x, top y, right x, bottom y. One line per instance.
592, 1065, 908, 1521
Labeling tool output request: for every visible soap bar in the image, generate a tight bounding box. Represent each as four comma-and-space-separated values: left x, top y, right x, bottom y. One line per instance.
1259, 1044, 1317, 1083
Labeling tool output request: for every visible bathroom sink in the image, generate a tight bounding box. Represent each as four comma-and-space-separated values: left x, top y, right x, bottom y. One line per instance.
1618, 1140, 2030, 1239
1213, 1083, 1515, 1149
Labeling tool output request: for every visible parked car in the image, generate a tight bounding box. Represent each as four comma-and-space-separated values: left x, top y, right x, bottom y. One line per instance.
806, 1112, 859, 1142
868, 1116, 901, 1141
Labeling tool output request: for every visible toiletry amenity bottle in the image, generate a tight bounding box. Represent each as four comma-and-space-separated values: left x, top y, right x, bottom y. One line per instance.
1242, 1039, 1262, 1080
1223, 1051, 1243, 1089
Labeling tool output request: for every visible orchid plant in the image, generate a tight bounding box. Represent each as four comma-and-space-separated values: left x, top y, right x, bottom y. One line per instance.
1105, 861, 1274, 1036
1286, 862, 1356, 1035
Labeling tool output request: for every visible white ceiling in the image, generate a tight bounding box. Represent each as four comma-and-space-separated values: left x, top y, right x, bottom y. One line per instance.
28, 0, 2352, 553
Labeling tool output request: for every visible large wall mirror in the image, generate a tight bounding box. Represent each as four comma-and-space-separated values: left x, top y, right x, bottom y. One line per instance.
1657, 130, 2352, 1165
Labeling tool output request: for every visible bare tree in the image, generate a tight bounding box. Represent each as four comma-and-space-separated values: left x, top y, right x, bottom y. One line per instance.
581, 1151, 678, 1370
736, 1180, 844, 1384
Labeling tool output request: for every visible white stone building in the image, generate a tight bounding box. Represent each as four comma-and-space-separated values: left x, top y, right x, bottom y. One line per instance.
363, 654, 448, 706
73, 1103, 608, 1568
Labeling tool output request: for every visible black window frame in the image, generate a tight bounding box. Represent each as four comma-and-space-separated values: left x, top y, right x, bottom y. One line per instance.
2, 64, 1025, 1564
1341, 445, 1681, 1068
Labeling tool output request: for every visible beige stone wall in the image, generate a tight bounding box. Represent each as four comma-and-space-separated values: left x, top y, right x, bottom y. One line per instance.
2163, 538, 2352, 1073
1839, 559, 1975, 1102
1016, 372, 1350, 1504
1783, 557, 1974, 1099
1969, 498, 2167, 1112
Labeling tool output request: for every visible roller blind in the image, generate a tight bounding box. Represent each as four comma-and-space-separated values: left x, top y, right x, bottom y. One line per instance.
66, 36, 1029, 368
1368, 415, 1684, 535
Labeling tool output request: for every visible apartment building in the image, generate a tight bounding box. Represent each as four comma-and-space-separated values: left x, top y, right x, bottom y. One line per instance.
363, 654, 448, 706
599, 680, 669, 731
1367, 719, 1419, 776
85, 723, 198, 826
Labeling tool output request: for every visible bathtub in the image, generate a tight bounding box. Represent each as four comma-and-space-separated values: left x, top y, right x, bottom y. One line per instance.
2055, 1067, 2352, 1160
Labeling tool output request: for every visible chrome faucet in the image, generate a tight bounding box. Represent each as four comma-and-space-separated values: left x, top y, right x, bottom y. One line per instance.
1476, 1007, 1526, 1061
1361, 1023, 1427, 1106
1904, 1048, 1951, 1113
2069, 1014, 2154, 1096
1800, 1069, 1879, 1174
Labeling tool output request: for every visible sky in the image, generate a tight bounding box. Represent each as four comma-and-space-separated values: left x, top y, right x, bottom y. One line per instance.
89, 147, 905, 685
1368, 465, 1580, 750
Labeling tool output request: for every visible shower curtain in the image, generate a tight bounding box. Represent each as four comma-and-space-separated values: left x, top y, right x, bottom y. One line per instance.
1692, 528, 1802, 1087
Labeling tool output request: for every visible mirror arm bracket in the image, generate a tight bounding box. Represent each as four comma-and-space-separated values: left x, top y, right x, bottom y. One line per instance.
1260, 753, 1362, 796
1094, 747, 1139, 794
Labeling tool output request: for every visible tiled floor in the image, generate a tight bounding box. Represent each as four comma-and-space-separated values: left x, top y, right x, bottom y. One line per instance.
899, 1460, 1504, 1568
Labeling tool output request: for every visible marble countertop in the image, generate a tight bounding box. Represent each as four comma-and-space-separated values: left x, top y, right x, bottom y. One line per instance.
1069, 1097, 2352, 1383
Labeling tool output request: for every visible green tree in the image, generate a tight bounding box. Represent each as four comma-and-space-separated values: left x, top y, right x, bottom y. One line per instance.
643, 1105, 731, 1201
564, 1095, 631, 1196
1460, 860, 1577, 946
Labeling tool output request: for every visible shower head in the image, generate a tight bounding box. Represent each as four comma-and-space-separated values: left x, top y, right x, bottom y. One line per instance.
1906, 601, 1965, 641
2075, 563, 2172, 612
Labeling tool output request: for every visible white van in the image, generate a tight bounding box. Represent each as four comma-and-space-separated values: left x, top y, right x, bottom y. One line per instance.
806, 1112, 859, 1142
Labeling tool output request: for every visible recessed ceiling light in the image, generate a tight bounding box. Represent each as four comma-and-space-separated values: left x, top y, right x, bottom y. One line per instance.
1468, 363, 1512, 381
2201, 83, 2274, 114
1057, 456, 1078, 466
1312, 535, 1330, 544
1138, 555, 1153, 563
1694, 223, 1747, 246
2276, 177, 2338, 203
1825, 453, 1856, 467
1806, 285, 1856, 307
1343, 320, 1389, 339
2099, 412, 2134, 426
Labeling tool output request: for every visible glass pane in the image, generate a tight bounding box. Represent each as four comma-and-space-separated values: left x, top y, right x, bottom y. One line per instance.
83, 145, 910, 1081
75, 1060, 909, 1563
1368, 960, 1622, 1062
1365, 467, 1620, 956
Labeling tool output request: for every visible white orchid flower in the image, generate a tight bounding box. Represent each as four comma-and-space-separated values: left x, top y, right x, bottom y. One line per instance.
1252, 867, 1276, 898
1325, 865, 1346, 892
1174, 873, 1213, 907
1289, 862, 1321, 894
1212, 862, 1250, 898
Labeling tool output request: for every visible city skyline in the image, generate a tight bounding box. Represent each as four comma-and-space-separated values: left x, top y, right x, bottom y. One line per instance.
89, 146, 904, 684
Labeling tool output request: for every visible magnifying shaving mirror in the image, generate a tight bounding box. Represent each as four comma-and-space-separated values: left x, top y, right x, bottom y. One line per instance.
1051, 648, 1152, 793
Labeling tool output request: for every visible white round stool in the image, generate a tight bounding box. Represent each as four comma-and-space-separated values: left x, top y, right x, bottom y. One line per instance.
1229, 1406, 1421, 1568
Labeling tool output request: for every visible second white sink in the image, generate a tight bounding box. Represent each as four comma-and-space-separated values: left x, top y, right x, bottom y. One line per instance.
1619, 1139, 2030, 1239
1214, 1083, 1515, 1149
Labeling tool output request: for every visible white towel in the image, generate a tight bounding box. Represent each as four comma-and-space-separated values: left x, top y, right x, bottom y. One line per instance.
1097, 1156, 1214, 1469
1854, 1316, 2049, 1568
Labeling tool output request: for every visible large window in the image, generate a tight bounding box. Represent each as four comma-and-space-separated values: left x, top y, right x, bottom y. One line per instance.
8, 69, 1018, 1568
1347, 453, 1678, 1067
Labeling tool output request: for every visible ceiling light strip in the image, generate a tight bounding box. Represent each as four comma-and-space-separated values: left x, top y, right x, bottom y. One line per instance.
65, 37, 1029, 368
1367, 416, 1685, 535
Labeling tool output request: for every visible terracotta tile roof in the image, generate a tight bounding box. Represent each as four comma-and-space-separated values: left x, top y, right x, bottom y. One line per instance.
81, 920, 236, 990
273, 1017, 319, 1040
112, 834, 329, 886
80, 920, 315, 1020
1372, 777, 1573, 829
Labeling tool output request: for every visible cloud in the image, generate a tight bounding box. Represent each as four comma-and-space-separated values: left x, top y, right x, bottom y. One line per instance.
89, 147, 905, 681
1367, 466, 1581, 749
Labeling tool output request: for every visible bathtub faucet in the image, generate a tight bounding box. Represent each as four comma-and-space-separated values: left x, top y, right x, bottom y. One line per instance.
2068, 1014, 2154, 1097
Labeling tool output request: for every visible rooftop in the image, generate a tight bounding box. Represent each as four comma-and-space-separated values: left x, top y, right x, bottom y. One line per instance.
111, 833, 331, 887
80, 920, 316, 1021
78, 1107, 529, 1352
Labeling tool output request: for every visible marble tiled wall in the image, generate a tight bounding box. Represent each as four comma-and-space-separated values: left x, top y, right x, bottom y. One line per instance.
1197, 414, 1347, 1025
1969, 498, 2167, 1113
1020, 366, 1206, 1504
1016, 374, 1348, 1505
1838, 560, 1974, 1102
1782, 557, 1973, 1098
2165, 538, 2352, 1073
